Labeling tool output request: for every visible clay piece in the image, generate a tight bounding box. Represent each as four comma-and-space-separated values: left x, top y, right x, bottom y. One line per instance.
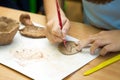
0, 16, 19, 45
58, 41, 80, 55
19, 14, 46, 38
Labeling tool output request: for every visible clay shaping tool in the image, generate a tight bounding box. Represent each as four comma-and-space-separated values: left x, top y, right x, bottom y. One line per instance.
56, 0, 66, 47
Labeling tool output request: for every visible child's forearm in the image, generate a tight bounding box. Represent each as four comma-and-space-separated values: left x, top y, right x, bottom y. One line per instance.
43, 0, 65, 21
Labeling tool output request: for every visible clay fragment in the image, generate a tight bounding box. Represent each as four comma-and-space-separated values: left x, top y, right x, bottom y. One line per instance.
19, 14, 46, 38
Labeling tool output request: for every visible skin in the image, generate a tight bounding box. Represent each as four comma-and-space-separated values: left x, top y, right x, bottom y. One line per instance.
43, 0, 120, 56
76, 30, 120, 56
43, 0, 70, 43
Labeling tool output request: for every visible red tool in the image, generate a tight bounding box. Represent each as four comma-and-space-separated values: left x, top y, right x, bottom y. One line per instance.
56, 0, 66, 47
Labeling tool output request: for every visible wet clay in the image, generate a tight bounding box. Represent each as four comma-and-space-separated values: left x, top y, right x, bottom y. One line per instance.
58, 41, 80, 55
19, 14, 46, 38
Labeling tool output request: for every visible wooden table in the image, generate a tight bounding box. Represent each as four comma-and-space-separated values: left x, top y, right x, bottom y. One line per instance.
0, 6, 120, 80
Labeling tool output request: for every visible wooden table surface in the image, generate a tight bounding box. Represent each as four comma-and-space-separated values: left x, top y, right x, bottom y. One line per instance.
0, 6, 120, 80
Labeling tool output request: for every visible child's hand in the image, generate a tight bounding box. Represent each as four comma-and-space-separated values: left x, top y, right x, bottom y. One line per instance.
76, 30, 120, 56
45, 16, 70, 44
89, 30, 120, 56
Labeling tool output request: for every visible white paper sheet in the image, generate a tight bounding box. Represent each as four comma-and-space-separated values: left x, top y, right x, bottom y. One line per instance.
0, 23, 99, 80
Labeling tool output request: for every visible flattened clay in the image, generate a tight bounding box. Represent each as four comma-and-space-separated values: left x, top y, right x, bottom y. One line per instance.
19, 25, 46, 38
58, 41, 79, 55
19, 14, 46, 38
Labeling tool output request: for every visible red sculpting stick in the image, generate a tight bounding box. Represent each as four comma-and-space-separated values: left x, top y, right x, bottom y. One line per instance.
56, 0, 66, 47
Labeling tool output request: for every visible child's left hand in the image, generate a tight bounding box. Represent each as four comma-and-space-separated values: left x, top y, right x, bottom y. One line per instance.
76, 30, 120, 56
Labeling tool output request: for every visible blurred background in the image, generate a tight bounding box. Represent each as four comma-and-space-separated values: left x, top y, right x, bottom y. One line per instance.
0, 0, 82, 22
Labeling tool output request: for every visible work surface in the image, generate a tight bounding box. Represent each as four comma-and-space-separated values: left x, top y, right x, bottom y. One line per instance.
0, 6, 120, 80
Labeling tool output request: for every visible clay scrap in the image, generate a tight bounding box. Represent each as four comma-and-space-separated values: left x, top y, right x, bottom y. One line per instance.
19, 14, 46, 38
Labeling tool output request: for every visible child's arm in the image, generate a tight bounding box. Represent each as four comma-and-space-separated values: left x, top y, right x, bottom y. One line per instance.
43, 0, 70, 43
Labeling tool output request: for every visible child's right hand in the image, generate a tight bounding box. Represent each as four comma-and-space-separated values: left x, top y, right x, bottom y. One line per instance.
45, 15, 70, 44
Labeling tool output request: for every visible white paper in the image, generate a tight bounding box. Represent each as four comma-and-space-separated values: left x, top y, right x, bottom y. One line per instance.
0, 23, 99, 80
